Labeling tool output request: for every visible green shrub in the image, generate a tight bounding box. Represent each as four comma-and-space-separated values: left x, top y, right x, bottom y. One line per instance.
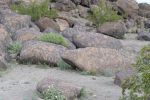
11, 0, 58, 21
88, 0, 122, 26
8, 41, 22, 54
42, 88, 66, 100
57, 59, 73, 70
37, 33, 68, 47
120, 46, 150, 100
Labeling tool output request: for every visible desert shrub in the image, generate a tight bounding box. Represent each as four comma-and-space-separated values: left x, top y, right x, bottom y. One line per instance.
120, 46, 150, 100
11, 0, 58, 21
57, 59, 73, 70
42, 88, 66, 100
8, 41, 22, 54
37, 33, 68, 47
88, 0, 122, 26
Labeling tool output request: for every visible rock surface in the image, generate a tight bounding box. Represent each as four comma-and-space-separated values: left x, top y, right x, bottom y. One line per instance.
73, 32, 122, 49
19, 40, 66, 66
37, 77, 82, 100
97, 22, 127, 39
62, 47, 133, 75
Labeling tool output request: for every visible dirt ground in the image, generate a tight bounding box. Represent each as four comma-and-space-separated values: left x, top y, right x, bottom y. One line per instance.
0, 63, 122, 100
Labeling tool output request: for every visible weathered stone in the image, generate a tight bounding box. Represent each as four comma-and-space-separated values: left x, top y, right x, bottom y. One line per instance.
13, 28, 42, 42
51, 0, 76, 11
19, 40, 66, 66
0, 9, 31, 34
116, 0, 139, 17
36, 17, 60, 32
37, 77, 82, 100
114, 68, 136, 86
97, 22, 127, 39
55, 18, 69, 31
120, 40, 150, 55
62, 47, 132, 75
0, 24, 12, 47
137, 32, 150, 41
73, 32, 122, 49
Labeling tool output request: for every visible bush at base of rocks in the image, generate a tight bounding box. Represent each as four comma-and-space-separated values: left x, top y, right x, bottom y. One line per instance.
120, 45, 150, 100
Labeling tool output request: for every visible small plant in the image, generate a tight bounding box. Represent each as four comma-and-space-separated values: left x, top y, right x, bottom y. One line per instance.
120, 45, 150, 100
37, 33, 68, 47
10, 0, 58, 21
88, 0, 122, 26
57, 59, 73, 70
8, 41, 22, 54
42, 88, 66, 100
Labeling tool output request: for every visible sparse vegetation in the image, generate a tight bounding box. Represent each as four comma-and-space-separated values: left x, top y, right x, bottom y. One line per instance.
10, 0, 58, 21
37, 33, 68, 47
88, 0, 122, 26
57, 59, 73, 70
8, 41, 22, 54
120, 45, 150, 100
42, 88, 66, 100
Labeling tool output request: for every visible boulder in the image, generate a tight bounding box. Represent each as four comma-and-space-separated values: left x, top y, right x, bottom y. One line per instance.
138, 3, 150, 18
73, 32, 122, 49
10, 0, 47, 5
51, 0, 76, 11
97, 21, 127, 39
19, 40, 66, 66
55, 18, 69, 31
116, 0, 139, 17
114, 68, 136, 86
37, 77, 83, 100
0, 9, 31, 34
12, 28, 42, 42
0, 24, 12, 47
137, 32, 150, 41
62, 47, 133, 76
120, 40, 150, 54
145, 20, 150, 28
36, 17, 60, 32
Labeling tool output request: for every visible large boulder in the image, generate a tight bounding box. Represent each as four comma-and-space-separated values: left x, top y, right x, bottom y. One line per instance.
97, 21, 127, 39
0, 24, 12, 47
37, 77, 83, 100
116, 0, 139, 17
62, 47, 133, 76
73, 32, 122, 49
0, 24, 12, 70
138, 3, 150, 18
0, 9, 31, 34
12, 28, 42, 42
36, 17, 60, 32
19, 40, 66, 66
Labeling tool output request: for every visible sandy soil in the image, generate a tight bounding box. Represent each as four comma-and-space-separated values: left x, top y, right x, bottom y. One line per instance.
0, 63, 122, 100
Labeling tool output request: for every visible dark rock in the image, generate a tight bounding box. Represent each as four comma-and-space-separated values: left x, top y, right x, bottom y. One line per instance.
137, 32, 150, 41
